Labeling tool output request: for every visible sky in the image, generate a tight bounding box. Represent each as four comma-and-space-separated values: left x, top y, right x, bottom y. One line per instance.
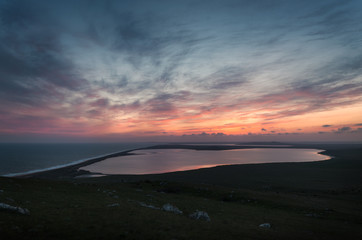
0, 0, 362, 143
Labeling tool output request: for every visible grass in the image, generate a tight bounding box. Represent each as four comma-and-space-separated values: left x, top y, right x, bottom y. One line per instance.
0, 143, 362, 239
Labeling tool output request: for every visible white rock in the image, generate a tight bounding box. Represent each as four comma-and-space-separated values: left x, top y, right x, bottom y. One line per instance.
0, 202, 29, 215
138, 202, 160, 210
259, 223, 271, 228
189, 210, 211, 221
162, 203, 183, 214
17, 207, 30, 215
107, 203, 120, 207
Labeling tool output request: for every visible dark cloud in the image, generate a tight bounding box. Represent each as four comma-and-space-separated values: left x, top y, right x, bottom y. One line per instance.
261, 128, 267, 131
80, 2, 204, 90
355, 123, 362, 126
143, 91, 191, 115
201, 66, 247, 90
95, 76, 129, 93
0, 0, 202, 111
110, 100, 141, 113
334, 127, 352, 134
211, 132, 226, 136
90, 98, 109, 108
352, 128, 362, 133
251, 80, 362, 121
322, 124, 332, 127
0, 0, 88, 108
182, 132, 226, 137
299, 0, 361, 45
86, 109, 102, 118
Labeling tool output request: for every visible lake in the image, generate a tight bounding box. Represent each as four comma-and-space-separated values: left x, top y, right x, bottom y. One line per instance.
80, 148, 330, 175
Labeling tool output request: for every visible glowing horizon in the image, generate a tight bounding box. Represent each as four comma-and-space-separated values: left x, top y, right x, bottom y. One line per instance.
0, 0, 362, 142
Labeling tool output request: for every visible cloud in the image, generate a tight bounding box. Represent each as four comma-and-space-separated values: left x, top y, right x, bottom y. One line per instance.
201, 66, 248, 90
142, 91, 191, 117
90, 98, 110, 108
246, 80, 362, 121
0, 0, 89, 110
1, 0, 362, 141
182, 132, 227, 137
351, 128, 362, 133
322, 124, 332, 127
334, 127, 352, 134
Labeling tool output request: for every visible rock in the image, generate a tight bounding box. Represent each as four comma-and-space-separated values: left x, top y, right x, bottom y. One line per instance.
138, 202, 159, 210
189, 210, 211, 221
162, 203, 183, 214
107, 203, 120, 207
16, 207, 30, 215
259, 223, 271, 228
0, 203, 29, 215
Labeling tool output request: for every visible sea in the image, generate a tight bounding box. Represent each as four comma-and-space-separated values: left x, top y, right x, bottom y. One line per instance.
0, 143, 154, 176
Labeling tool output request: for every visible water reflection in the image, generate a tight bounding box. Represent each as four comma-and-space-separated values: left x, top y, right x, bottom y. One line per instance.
80, 148, 330, 175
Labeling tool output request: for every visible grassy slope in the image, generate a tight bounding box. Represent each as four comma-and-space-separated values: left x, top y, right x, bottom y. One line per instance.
0, 144, 361, 239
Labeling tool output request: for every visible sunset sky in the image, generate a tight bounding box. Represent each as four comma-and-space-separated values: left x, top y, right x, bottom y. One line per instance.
1, 0, 362, 142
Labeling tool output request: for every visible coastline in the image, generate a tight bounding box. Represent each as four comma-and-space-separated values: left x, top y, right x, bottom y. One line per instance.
15, 149, 138, 179
17, 143, 334, 179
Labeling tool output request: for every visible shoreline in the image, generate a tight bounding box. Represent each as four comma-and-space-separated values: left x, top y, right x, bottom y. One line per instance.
15, 149, 139, 179
15, 144, 334, 179
3, 150, 134, 178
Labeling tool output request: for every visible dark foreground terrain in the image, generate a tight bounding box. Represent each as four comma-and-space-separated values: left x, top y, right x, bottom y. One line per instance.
0, 143, 361, 239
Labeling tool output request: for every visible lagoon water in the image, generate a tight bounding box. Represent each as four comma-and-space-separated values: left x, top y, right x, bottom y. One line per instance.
80, 148, 330, 175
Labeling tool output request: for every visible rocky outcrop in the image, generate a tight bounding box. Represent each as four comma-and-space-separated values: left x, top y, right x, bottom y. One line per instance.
162, 203, 183, 214
0, 203, 29, 215
259, 223, 271, 228
138, 202, 160, 210
107, 203, 120, 207
189, 210, 211, 221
